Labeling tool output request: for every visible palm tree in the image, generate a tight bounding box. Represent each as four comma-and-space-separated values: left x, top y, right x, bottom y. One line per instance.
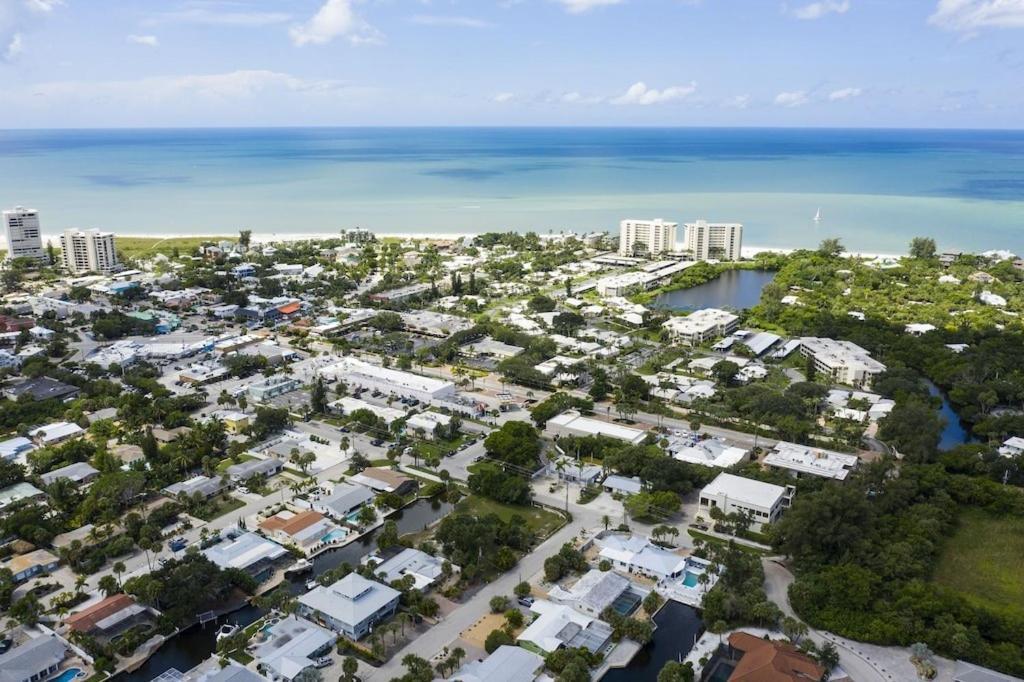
341, 656, 359, 682
112, 561, 126, 588
74, 575, 87, 596
397, 611, 410, 637
601, 514, 610, 531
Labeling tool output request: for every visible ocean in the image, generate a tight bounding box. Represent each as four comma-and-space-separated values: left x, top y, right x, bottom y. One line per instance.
0, 127, 1022, 252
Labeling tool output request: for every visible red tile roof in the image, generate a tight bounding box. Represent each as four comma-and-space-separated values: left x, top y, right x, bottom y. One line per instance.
728, 632, 826, 682
65, 594, 137, 633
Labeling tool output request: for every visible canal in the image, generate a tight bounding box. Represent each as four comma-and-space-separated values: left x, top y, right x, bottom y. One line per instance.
652, 269, 776, 312
602, 602, 704, 682
926, 380, 979, 451
118, 497, 452, 681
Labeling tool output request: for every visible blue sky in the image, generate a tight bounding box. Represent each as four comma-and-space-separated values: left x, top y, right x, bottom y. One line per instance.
0, 0, 1022, 128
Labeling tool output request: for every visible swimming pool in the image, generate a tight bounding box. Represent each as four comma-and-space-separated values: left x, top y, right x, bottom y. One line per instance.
322, 528, 348, 543
49, 668, 83, 682
682, 571, 701, 588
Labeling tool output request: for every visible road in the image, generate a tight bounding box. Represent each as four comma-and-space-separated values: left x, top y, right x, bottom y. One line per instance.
761, 558, 956, 682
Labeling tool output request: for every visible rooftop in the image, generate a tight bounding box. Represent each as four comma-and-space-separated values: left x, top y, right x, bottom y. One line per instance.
298, 572, 400, 627
702, 473, 789, 507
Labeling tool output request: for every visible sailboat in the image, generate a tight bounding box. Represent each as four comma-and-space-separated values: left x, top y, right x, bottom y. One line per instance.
813, 207, 822, 222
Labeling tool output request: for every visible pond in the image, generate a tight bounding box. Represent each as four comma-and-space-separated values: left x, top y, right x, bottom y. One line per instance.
927, 380, 980, 451
652, 269, 776, 312
118, 496, 452, 680
602, 602, 704, 682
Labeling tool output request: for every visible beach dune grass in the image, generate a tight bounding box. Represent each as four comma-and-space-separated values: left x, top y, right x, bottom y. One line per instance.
115, 235, 231, 260
933, 509, 1024, 617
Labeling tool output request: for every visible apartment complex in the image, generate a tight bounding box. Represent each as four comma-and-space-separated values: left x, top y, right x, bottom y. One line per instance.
3, 206, 48, 263
60, 228, 120, 274
662, 308, 739, 346
682, 220, 743, 261
798, 337, 886, 388
618, 219, 677, 257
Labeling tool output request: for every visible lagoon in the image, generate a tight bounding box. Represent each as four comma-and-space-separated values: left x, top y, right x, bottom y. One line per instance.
652, 269, 776, 312
602, 602, 704, 682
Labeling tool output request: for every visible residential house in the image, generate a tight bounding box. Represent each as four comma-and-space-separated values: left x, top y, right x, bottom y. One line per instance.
39, 462, 100, 487
4, 549, 60, 583
0, 436, 35, 463
363, 547, 451, 591
260, 510, 342, 553
0, 634, 69, 682
164, 475, 226, 501
28, 421, 84, 447
998, 437, 1024, 459
450, 645, 545, 682
517, 599, 614, 655
547, 568, 633, 617
0, 482, 46, 513
64, 594, 154, 640
349, 468, 417, 497
717, 631, 825, 682
311, 482, 375, 520
226, 458, 283, 483
252, 615, 335, 682
595, 533, 688, 581
202, 530, 289, 579
297, 573, 401, 640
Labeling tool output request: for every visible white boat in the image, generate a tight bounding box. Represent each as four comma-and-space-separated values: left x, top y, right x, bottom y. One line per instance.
813, 207, 822, 222
286, 558, 313, 576
216, 623, 239, 642
306, 579, 319, 591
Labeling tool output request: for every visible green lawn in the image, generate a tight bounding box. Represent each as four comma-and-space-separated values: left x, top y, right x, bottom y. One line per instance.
455, 495, 565, 538
216, 454, 254, 473
116, 235, 232, 260
933, 509, 1024, 617
194, 496, 247, 522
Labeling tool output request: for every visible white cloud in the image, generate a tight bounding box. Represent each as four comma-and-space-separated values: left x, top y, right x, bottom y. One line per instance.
560, 91, 604, 104
554, 0, 625, 14
127, 34, 160, 47
410, 15, 492, 28
492, 92, 515, 103
792, 0, 850, 20
828, 86, 862, 101
928, 0, 1024, 33
148, 8, 292, 27
723, 94, 751, 109
4, 33, 23, 61
612, 81, 697, 105
32, 70, 345, 100
774, 90, 809, 107
24, 0, 63, 13
290, 0, 381, 46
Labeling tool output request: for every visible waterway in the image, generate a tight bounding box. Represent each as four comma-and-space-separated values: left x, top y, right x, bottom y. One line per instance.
652, 269, 776, 312
926, 380, 979, 451
602, 602, 704, 682
117, 497, 452, 681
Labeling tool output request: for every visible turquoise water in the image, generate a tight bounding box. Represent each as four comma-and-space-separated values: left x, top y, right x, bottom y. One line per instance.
1, 128, 1022, 253
321, 528, 348, 543
49, 669, 82, 682
682, 571, 700, 588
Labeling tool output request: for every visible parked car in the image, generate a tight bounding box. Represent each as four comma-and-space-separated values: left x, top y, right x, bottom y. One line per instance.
371, 439, 384, 447
517, 596, 535, 607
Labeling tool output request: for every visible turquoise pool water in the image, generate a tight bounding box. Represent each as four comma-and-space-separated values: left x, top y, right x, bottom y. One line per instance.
50, 669, 83, 682
322, 528, 348, 543
682, 571, 701, 588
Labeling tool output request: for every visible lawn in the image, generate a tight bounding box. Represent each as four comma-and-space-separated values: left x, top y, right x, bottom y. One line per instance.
194, 496, 247, 522
933, 509, 1024, 617
455, 495, 565, 538
116, 235, 232, 260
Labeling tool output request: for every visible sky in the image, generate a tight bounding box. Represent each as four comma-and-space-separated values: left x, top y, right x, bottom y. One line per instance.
0, 0, 1022, 128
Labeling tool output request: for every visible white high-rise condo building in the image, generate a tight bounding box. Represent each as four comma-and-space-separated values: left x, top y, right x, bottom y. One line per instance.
60, 229, 120, 275
3, 206, 48, 264
682, 220, 743, 261
618, 219, 677, 257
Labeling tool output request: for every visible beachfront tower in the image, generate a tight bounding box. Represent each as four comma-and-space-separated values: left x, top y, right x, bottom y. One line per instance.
682, 220, 743, 261
60, 228, 120, 275
618, 219, 677, 257
3, 206, 48, 264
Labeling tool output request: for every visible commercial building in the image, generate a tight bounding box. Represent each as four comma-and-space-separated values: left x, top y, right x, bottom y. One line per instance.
4, 377, 80, 403
60, 228, 120, 274
662, 308, 739, 346
405, 411, 452, 439
328, 397, 407, 426
252, 615, 335, 682
3, 206, 48, 263
450, 645, 545, 682
798, 337, 886, 388
698, 473, 794, 531
298, 573, 401, 640
319, 357, 456, 403
618, 219, 677, 257
763, 441, 859, 481
547, 411, 647, 445
681, 220, 743, 261
248, 376, 301, 402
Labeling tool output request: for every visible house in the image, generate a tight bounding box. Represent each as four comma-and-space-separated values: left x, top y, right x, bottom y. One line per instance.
698, 473, 794, 531
252, 615, 335, 682
349, 468, 418, 496
547, 568, 633, 617
28, 421, 84, 447
721, 631, 825, 682
260, 510, 342, 553
668, 436, 749, 469
4, 377, 80, 403
549, 458, 602, 486
763, 442, 859, 481
450, 645, 545, 682
0, 634, 69, 682
193, 663, 271, 682
164, 475, 226, 501
297, 572, 401, 640
226, 458, 283, 483
152, 425, 192, 443
517, 599, 614, 655
311, 482, 376, 519
202, 530, 289, 578
4, 549, 60, 583
39, 462, 100, 486
363, 547, 451, 590
0, 482, 46, 512
603, 475, 642, 496
0, 436, 35, 463
998, 437, 1024, 459
547, 411, 647, 445
64, 593, 153, 638
595, 533, 688, 581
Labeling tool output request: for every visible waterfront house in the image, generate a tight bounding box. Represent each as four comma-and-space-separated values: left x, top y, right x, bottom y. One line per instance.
546, 568, 634, 617
297, 572, 400, 640
450, 645, 545, 682
252, 615, 335, 682
362, 547, 451, 591
64, 593, 154, 640
516, 599, 613, 655
202, 530, 289, 580
260, 510, 342, 554
349, 468, 417, 497
0, 634, 69, 682
709, 631, 825, 682
310, 481, 375, 520
595, 533, 688, 581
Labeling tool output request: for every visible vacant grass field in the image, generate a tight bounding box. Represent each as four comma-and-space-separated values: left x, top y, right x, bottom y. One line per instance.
117, 235, 231, 260
933, 509, 1024, 615
456, 495, 565, 538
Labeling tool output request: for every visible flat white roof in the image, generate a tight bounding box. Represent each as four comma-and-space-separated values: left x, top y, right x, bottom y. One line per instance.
764, 441, 859, 480
702, 473, 788, 507
548, 411, 647, 444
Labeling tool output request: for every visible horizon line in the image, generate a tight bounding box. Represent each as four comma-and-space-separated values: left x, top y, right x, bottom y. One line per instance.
2, 124, 1024, 133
